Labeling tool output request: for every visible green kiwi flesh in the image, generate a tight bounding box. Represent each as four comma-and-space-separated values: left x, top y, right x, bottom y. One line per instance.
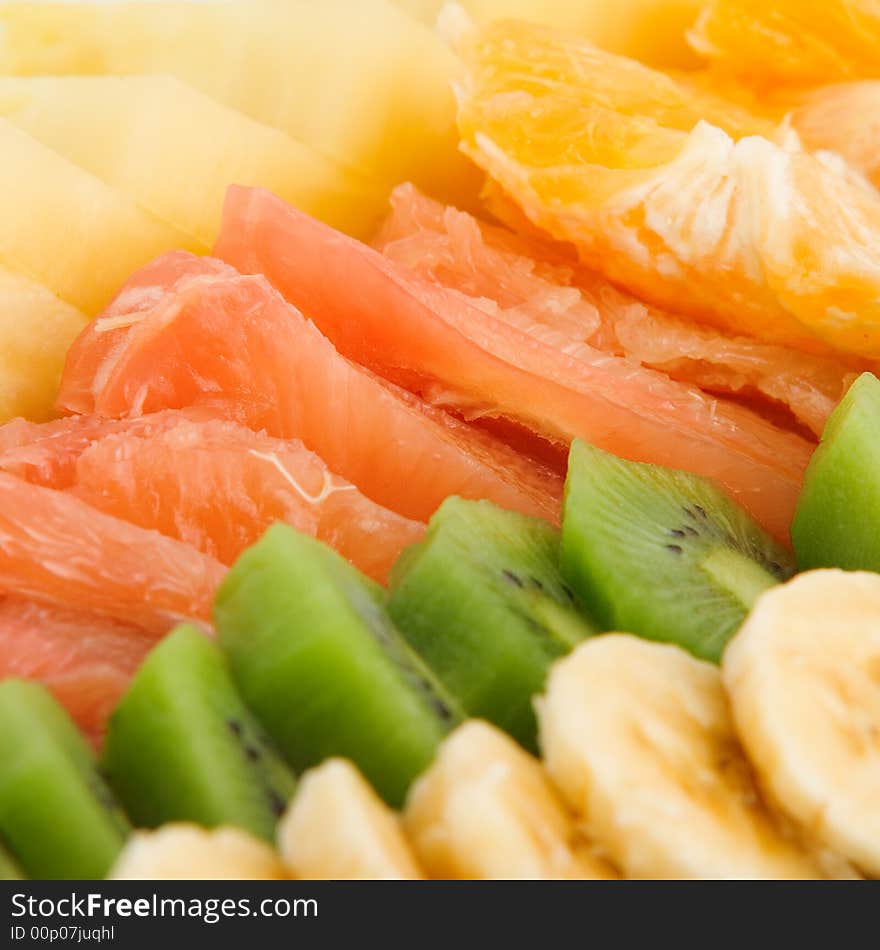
103, 625, 296, 841
562, 441, 793, 662
215, 524, 463, 807
0, 839, 25, 880
0, 679, 130, 879
388, 497, 597, 751
792, 373, 880, 572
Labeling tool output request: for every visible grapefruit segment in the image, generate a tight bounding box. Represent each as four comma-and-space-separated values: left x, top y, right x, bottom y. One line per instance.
71, 417, 425, 584
57, 254, 562, 525
454, 19, 880, 361
0, 595, 154, 747
376, 184, 856, 438
0, 472, 224, 634
0, 409, 422, 584
214, 186, 812, 542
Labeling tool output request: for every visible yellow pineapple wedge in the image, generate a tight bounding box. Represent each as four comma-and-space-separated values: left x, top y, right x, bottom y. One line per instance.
0, 76, 388, 243
0, 0, 481, 208
403, 720, 619, 880
0, 119, 198, 316
394, 0, 705, 68
0, 268, 87, 423
277, 759, 425, 880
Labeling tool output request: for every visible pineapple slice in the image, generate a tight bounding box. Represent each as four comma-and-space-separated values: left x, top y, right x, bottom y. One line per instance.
0, 267, 87, 423
277, 760, 425, 880
0, 75, 387, 242
0, 0, 481, 208
0, 119, 197, 316
395, 0, 705, 68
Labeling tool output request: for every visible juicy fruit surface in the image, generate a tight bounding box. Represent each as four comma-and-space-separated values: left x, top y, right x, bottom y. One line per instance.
538, 636, 822, 879
373, 185, 852, 436
110, 824, 286, 881
57, 252, 562, 526
60, 413, 422, 585
691, 0, 880, 86
0, 680, 130, 879
0, 406, 423, 585
216, 186, 812, 542
562, 441, 792, 662
0, 0, 481, 209
377, 184, 855, 439
404, 720, 617, 880
215, 525, 463, 807
389, 497, 596, 749
0, 595, 154, 748
0, 75, 387, 242
0, 471, 224, 635
278, 759, 424, 880
74, 419, 425, 586
456, 19, 880, 360
0, 268, 87, 424
792, 373, 880, 572
725, 571, 880, 877
0, 118, 198, 315
103, 626, 295, 841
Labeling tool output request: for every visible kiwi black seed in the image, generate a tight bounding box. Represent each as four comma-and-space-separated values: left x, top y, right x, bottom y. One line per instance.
0, 679, 130, 879
214, 524, 464, 807
388, 497, 598, 751
561, 441, 793, 662
102, 624, 296, 841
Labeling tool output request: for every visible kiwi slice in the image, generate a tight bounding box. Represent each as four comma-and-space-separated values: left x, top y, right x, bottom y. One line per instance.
0, 679, 130, 879
388, 497, 597, 750
215, 524, 463, 807
561, 441, 793, 662
103, 625, 295, 841
792, 373, 880, 572
0, 840, 25, 880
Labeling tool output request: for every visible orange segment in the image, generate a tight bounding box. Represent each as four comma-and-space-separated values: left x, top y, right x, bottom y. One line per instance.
57, 253, 563, 526
457, 19, 880, 359
0, 594, 154, 748
376, 184, 856, 438
691, 0, 880, 87
216, 186, 813, 542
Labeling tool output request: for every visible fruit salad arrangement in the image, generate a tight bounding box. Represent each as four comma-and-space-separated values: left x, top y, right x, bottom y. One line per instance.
1, 0, 880, 880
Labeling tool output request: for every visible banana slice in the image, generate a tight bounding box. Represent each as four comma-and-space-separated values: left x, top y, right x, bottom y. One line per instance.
110, 824, 287, 880
538, 634, 823, 879
403, 720, 618, 879
278, 759, 424, 880
724, 570, 880, 878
